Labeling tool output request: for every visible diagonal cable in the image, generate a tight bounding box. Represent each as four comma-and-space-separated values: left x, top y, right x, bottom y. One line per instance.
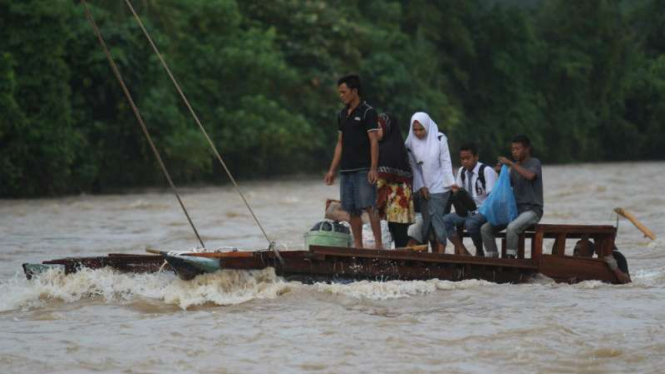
123, 0, 272, 246
80, 0, 206, 249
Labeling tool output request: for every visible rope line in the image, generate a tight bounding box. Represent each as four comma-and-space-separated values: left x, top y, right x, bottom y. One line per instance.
123, 0, 272, 246
80, 0, 206, 249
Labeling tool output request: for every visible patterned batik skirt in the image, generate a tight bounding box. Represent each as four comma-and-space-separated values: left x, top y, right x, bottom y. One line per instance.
376, 178, 416, 224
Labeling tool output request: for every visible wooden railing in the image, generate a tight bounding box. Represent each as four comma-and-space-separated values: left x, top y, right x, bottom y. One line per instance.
462, 224, 617, 260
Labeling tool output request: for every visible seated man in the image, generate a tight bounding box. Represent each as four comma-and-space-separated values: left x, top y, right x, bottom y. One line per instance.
481, 135, 543, 258
443, 142, 497, 256
574, 239, 631, 284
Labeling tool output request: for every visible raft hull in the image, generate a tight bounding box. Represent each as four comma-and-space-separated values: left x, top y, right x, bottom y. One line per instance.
23, 253, 169, 279
167, 246, 540, 284
21, 246, 618, 284
169, 245, 618, 284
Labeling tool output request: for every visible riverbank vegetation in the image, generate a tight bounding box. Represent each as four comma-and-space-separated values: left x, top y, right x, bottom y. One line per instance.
1, 0, 664, 197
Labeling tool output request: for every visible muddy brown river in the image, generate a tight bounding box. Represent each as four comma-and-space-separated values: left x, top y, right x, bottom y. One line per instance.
1, 162, 664, 373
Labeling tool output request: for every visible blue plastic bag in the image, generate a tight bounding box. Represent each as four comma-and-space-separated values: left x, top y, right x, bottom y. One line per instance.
479, 165, 518, 226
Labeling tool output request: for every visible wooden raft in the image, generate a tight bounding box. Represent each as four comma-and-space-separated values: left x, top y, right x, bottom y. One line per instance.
22, 224, 621, 284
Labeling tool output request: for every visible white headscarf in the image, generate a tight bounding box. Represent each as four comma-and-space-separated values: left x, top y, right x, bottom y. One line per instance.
404, 112, 455, 193
405, 112, 442, 164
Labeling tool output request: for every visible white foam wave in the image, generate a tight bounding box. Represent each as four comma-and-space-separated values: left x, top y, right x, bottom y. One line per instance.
311, 278, 497, 300
161, 269, 292, 309
528, 273, 557, 285
119, 200, 170, 211
0, 267, 291, 311
647, 238, 662, 250
0, 265, 507, 312
571, 280, 608, 289
8, 263, 650, 313
631, 266, 665, 286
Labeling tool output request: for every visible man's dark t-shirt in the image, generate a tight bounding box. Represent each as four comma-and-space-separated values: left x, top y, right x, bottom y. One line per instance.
338, 102, 378, 172
510, 157, 544, 218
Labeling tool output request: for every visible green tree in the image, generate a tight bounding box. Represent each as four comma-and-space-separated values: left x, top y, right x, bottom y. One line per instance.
535, 0, 634, 161
0, 0, 78, 196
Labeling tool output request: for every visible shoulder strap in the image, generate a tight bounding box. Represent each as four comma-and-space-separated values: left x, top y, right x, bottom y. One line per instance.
435, 134, 445, 167
477, 164, 488, 190
361, 103, 373, 120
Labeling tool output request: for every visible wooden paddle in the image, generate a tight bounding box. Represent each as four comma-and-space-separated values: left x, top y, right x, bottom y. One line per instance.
614, 208, 656, 240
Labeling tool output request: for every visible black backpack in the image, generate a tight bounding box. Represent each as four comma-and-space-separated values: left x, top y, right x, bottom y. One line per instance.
460, 164, 488, 194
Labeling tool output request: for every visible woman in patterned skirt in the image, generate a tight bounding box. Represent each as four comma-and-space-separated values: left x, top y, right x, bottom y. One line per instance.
376, 113, 415, 248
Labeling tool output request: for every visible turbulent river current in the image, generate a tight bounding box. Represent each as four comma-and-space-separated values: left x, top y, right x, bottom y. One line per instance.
1, 162, 664, 373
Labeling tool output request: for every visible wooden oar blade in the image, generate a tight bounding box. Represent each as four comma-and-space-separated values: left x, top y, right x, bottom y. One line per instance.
614, 208, 657, 240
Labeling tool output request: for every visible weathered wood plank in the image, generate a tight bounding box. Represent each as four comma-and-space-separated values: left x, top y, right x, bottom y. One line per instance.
309, 246, 539, 270
535, 224, 616, 234
538, 255, 617, 284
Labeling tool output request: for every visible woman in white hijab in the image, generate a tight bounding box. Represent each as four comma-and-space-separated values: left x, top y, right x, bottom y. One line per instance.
404, 112, 457, 253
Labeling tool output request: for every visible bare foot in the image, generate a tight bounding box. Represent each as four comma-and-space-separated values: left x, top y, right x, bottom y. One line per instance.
455, 247, 471, 256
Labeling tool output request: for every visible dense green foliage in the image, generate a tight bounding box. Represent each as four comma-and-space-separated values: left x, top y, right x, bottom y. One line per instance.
1, 0, 664, 197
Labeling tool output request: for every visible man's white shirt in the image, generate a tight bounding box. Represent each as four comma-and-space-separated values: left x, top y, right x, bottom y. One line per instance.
455, 162, 498, 210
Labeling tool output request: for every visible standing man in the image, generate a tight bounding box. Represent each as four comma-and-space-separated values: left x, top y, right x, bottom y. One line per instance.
324, 75, 383, 249
481, 135, 543, 258
442, 142, 498, 256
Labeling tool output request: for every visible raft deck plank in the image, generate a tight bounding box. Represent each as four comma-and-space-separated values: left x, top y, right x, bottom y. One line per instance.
308, 246, 539, 270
